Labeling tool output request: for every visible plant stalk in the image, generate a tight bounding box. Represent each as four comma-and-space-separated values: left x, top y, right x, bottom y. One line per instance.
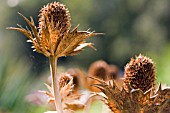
49, 56, 63, 113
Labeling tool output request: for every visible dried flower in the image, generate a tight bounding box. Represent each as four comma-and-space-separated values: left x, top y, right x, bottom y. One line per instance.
124, 54, 156, 92
92, 78, 170, 113
88, 60, 108, 80
87, 60, 109, 92
58, 73, 72, 90
91, 55, 170, 113
39, 2, 71, 35
87, 60, 121, 92
42, 73, 84, 111
7, 2, 99, 58
7, 2, 100, 113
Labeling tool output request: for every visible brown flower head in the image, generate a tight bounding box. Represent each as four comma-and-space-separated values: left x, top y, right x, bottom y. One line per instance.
7, 2, 100, 58
39, 2, 71, 35
58, 73, 72, 90
88, 60, 109, 80
87, 60, 109, 92
124, 54, 156, 92
41, 73, 84, 111
92, 78, 170, 113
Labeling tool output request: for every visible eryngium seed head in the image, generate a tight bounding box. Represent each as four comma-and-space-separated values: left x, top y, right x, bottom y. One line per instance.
124, 54, 156, 92
88, 60, 109, 92
88, 60, 108, 80
39, 2, 71, 35
58, 73, 72, 89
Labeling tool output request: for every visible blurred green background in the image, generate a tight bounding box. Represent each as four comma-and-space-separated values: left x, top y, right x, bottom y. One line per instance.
0, 0, 170, 113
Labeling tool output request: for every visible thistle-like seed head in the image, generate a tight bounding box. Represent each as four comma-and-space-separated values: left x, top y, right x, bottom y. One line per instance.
8, 2, 99, 58
124, 54, 156, 92
38, 2, 71, 52
39, 2, 71, 35
88, 60, 109, 92
58, 73, 72, 89
92, 77, 170, 113
88, 60, 108, 80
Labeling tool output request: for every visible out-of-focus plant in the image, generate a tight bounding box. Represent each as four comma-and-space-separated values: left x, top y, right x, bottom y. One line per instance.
0, 53, 48, 113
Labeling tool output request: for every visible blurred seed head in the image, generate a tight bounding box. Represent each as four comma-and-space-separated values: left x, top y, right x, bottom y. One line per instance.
87, 60, 121, 92
124, 54, 156, 92
88, 60, 108, 80
87, 60, 108, 92
58, 73, 72, 89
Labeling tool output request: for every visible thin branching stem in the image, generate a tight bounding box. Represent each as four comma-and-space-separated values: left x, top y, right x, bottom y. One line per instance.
49, 56, 63, 113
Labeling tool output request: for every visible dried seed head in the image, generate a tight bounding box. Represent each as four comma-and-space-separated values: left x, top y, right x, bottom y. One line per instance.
39, 2, 71, 34
58, 73, 72, 89
88, 60, 108, 80
88, 60, 109, 92
124, 54, 156, 92
8, 2, 100, 58
39, 2, 71, 52
94, 79, 170, 113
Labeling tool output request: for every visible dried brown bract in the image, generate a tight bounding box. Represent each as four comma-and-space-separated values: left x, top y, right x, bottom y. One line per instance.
124, 54, 156, 92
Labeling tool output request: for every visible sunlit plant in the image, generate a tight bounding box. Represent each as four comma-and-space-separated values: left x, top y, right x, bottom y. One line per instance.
7, 1, 170, 113
7, 2, 99, 113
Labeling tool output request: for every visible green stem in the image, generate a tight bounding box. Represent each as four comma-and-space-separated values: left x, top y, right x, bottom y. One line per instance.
49, 56, 63, 113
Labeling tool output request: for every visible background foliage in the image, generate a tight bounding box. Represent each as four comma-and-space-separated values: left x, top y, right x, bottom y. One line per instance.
0, 0, 170, 112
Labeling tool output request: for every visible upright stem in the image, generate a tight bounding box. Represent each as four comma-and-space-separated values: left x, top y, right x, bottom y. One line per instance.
49, 56, 63, 113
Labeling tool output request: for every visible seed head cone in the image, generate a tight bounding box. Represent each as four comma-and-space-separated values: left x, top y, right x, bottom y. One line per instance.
38, 2, 71, 52
39, 2, 71, 34
88, 60, 108, 80
58, 73, 72, 89
88, 60, 109, 92
124, 54, 156, 92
